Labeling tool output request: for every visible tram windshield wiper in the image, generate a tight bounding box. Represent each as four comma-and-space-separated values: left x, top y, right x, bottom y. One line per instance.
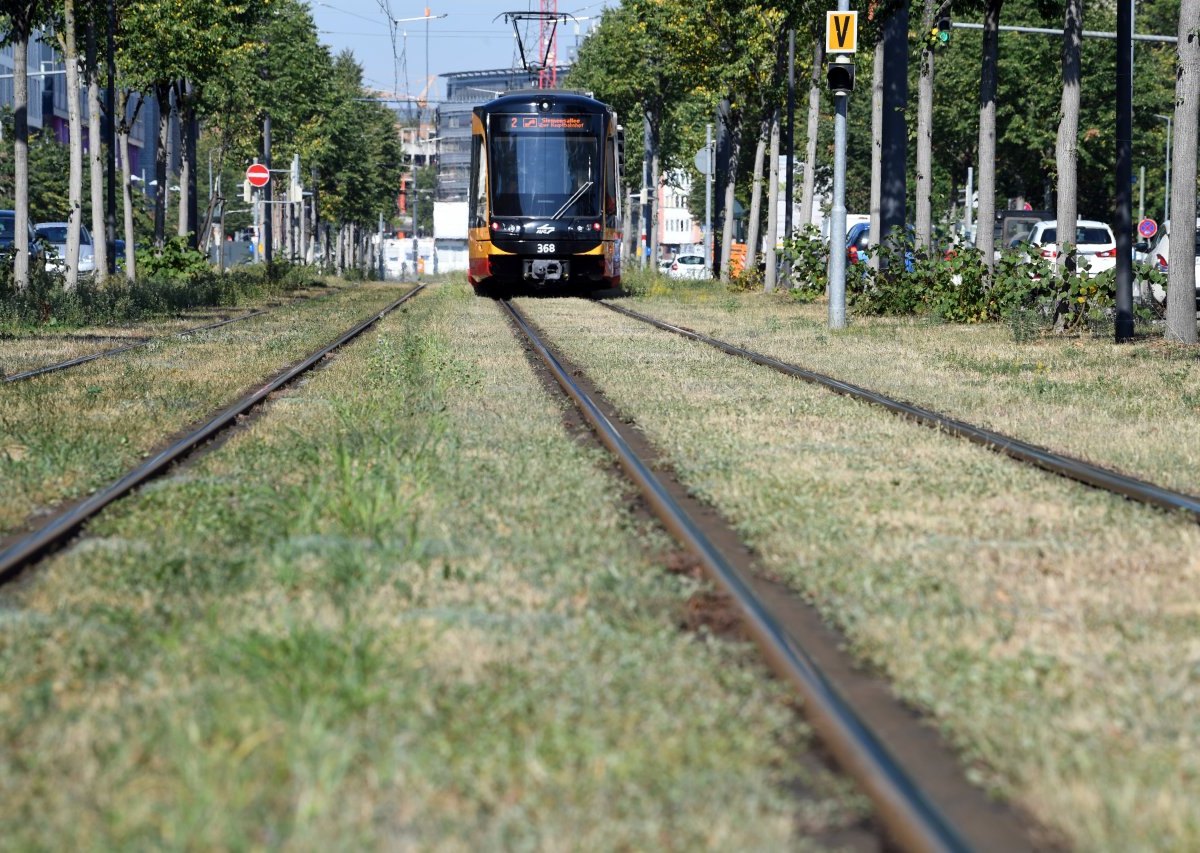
551, 181, 594, 220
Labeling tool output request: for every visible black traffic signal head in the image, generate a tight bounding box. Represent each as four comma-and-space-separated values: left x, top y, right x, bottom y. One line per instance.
827, 59, 855, 97
934, 16, 951, 44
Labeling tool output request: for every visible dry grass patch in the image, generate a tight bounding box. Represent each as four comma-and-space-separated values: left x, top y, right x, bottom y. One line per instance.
0, 282, 865, 848
620, 289, 1200, 495
522, 295, 1200, 850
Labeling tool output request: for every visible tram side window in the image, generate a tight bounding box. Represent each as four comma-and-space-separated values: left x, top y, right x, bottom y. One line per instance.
469, 133, 487, 228
604, 134, 618, 220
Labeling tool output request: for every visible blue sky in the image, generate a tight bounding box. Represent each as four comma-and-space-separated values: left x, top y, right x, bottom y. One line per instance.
308, 1, 613, 103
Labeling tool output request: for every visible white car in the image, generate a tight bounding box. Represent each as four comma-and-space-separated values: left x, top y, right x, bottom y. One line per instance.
1023, 219, 1117, 274
667, 253, 709, 280
34, 221, 96, 275
1139, 218, 1200, 304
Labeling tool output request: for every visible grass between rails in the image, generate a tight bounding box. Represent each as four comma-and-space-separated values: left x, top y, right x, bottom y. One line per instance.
622, 280, 1200, 496
0, 283, 409, 536
0, 282, 867, 847
521, 293, 1200, 851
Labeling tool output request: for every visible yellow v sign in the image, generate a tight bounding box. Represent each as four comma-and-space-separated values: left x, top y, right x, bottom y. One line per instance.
825, 11, 858, 54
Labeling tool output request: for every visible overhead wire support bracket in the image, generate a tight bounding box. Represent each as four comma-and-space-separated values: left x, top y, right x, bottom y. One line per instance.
496, 11, 575, 79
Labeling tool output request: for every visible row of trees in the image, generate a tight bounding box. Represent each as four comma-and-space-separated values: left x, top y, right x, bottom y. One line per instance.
567, 0, 1199, 340
0, 0, 405, 289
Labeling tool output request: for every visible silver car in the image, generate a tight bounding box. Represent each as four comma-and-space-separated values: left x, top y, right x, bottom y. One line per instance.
34, 221, 96, 274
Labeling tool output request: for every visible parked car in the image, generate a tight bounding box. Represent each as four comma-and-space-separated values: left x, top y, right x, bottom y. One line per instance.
846, 221, 915, 271
34, 221, 96, 275
668, 253, 709, 280
1136, 218, 1200, 304
1023, 219, 1117, 274
994, 209, 1052, 251
0, 209, 42, 259
657, 257, 673, 274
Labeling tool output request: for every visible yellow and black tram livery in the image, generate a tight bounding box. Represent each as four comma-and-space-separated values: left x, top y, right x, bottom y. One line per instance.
468, 91, 622, 294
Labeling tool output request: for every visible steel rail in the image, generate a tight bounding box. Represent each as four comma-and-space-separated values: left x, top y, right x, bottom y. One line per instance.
601, 301, 1200, 522
0, 286, 425, 583
3, 286, 340, 384
502, 299, 969, 853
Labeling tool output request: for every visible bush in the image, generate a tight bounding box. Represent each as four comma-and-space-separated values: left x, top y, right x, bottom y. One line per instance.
779, 224, 828, 303
0, 252, 316, 333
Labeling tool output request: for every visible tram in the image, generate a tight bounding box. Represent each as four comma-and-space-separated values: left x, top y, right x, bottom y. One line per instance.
467, 91, 622, 294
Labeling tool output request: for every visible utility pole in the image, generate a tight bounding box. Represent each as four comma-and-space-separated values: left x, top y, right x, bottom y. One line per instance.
105, 0, 117, 275
784, 29, 795, 284
1114, 0, 1134, 341
705, 123, 713, 271
826, 9, 858, 329
263, 113, 273, 268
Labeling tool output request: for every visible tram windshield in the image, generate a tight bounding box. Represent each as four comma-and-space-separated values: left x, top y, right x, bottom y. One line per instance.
489, 113, 602, 218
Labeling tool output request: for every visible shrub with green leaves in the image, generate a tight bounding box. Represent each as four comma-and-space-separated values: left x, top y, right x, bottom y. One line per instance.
779, 224, 828, 303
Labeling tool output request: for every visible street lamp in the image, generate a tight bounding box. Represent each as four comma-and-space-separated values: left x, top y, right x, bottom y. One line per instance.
1154, 113, 1172, 223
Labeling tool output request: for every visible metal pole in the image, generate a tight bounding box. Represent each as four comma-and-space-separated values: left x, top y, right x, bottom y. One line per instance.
1138, 165, 1145, 223
412, 187, 419, 279
784, 29, 795, 241
829, 86, 848, 330
965, 165, 974, 234
642, 116, 651, 268
1114, 0, 1134, 341
1157, 114, 1171, 222
263, 113, 273, 267
705, 123, 713, 271
105, 0, 117, 275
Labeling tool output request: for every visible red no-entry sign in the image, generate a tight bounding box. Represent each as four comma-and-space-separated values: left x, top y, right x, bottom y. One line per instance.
246, 163, 270, 188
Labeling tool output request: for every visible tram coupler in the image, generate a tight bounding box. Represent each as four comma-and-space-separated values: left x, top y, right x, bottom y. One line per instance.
525, 259, 567, 282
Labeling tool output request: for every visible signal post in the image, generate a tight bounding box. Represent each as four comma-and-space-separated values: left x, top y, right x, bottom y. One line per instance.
825, 8, 857, 329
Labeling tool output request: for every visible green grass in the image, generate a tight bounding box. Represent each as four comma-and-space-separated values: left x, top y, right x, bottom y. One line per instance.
0, 283, 409, 534
0, 281, 865, 847
521, 293, 1200, 851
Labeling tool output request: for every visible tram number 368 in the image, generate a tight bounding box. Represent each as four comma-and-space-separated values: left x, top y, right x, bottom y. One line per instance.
536, 243, 556, 254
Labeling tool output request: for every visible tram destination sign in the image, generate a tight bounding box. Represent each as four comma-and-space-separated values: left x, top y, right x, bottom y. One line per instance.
495, 114, 597, 133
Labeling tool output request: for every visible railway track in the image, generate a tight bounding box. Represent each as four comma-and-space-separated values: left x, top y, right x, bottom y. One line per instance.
599, 300, 1200, 522
501, 298, 1042, 853
0, 285, 424, 584
2, 285, 340, 384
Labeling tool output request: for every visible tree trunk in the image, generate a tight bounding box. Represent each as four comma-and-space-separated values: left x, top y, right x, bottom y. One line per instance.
869, 41, 884, 272
118, 91, 143, 280
764, 110, 781, 293
1166, 0, 1200, 343
799, 39, 822, 232
13, 34, 31, 290
745, 116, 768, 271
154, 82, 170, 247
63, 0, 83, 290
719, 108, 742, 282
86, 26, 107, 279
1055, 0, 1082, 272
177, 85, 191, 239
915, 0, 937, 252
976, 0, 1004, 270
